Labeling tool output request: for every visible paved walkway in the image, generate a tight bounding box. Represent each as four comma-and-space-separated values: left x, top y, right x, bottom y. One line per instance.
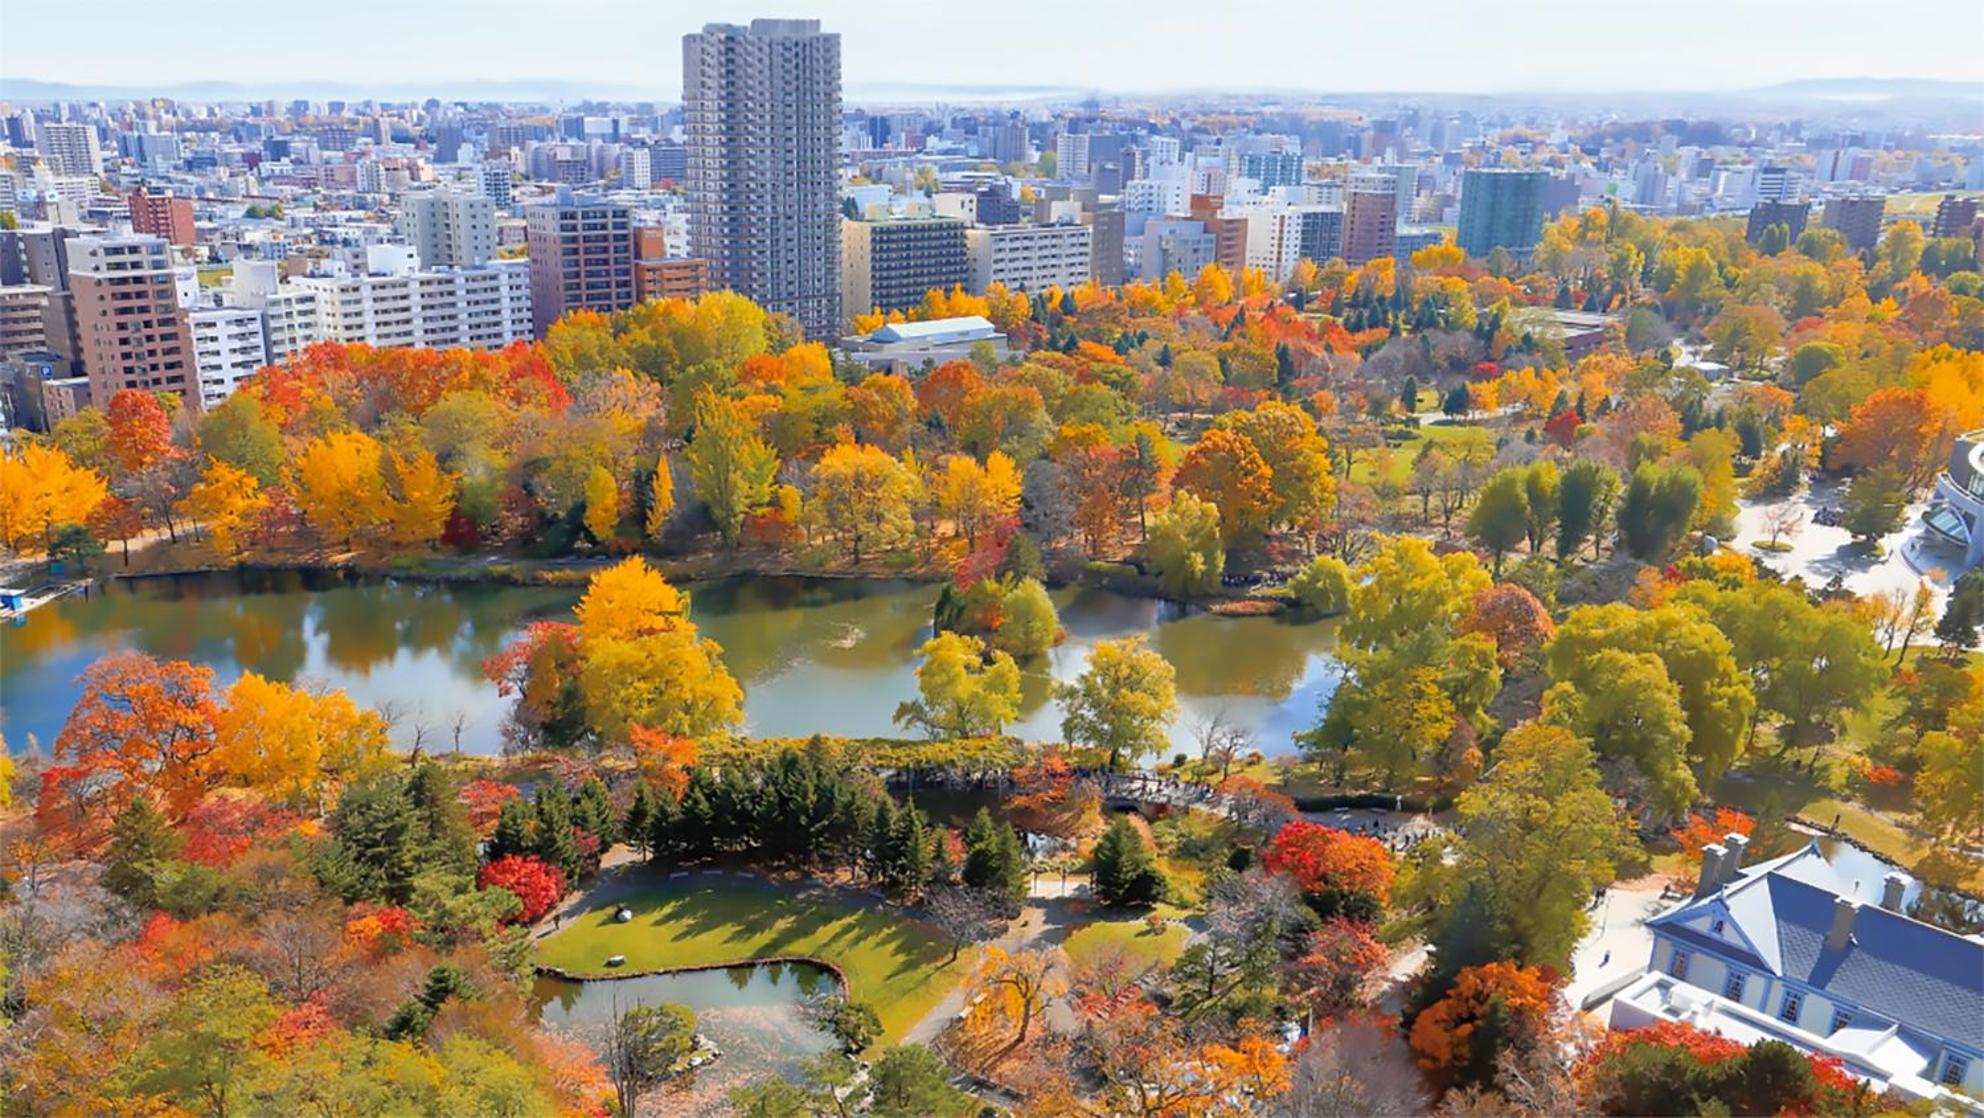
1562, 875, 1677, 1014
1732, 479, 1957, 615
903, 876, 1098, 1045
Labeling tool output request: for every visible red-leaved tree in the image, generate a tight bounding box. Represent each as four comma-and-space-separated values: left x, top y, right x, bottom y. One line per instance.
479, 854, 568, 924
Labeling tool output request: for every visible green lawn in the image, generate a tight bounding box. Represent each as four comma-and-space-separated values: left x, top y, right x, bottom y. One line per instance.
1348, 422, 1496, 488
533, 876, 967, 1040
1062, 908, 1192, 972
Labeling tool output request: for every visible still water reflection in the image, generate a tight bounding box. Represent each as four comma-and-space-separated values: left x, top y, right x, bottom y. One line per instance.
0, 571, 1342, 756
533, 961, 839, 1116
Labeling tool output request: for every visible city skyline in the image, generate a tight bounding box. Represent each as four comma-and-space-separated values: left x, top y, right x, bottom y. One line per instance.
6, 0, 1984, 100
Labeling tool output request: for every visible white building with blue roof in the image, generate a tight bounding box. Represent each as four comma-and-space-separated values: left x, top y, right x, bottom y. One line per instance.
1609, 834, 1984, 1110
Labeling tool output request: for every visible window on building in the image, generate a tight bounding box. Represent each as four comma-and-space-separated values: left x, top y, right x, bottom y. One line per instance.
1710, 917, 1726, 936
1668, 951, 1690, 980
1723, 972, 1746, 1002
1829, 1007, 1854, 1034
1779, 991, 1803, 1024
1943, 1054, 1970, 1087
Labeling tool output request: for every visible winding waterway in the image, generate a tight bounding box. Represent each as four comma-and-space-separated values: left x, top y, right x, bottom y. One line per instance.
0, 570, 1343, 757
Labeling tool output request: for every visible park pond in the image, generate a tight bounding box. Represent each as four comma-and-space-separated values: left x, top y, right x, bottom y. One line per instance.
0, 569, 1343, 757
533, 961, 840, 1114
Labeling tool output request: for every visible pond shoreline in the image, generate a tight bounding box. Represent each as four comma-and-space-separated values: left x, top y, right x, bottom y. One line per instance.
535, 954, 851, 991
7, 562, 1340, 760
84, 547, 1291, 613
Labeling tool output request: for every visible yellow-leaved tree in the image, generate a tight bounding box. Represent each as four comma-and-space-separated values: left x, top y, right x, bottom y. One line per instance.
382, 446, 455, 549
931, 451, 1022, 547
645, 458, 675, 541
572, 557, 741, 740
214, 672, 392, 808
178, 459, 266, 561
582, 464, 620, 545
0, 443, 108, 554
290, 430, 386, 548
806, 441, 918, 563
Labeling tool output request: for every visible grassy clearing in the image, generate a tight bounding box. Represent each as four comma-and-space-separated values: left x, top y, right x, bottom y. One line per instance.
532, 876, 967, 1040
1062, 907, 1193, 972
1347, 423, 1497, 488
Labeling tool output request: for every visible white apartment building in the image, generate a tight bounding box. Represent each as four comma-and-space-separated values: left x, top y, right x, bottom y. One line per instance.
618, 147, 653, 190
480, 164, 515, 207
399, 188, 498, 268
260, 289, 322, 359
225, 260, 321, 360
1237, 203, 1307, 282
296, 259, 530, 351
188, 307, 269, 408
965, 223, 1093, 294
1055, 132, 1091, 181
37, 123, 102, 177
1124, 176, 1191, 218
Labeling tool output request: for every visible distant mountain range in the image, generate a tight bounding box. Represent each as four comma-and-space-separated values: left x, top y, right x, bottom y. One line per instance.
1, 74, 1980, 107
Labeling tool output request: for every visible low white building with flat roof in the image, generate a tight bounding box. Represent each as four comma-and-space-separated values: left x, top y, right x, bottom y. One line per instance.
839, 315, 1010, 373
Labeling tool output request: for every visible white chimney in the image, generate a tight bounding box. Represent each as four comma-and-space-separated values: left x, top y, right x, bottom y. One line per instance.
1826, 898, 1860, 951
1881, 872, 1910, 912
1696, 844, 1728, 898
1722, 833, 1750, 882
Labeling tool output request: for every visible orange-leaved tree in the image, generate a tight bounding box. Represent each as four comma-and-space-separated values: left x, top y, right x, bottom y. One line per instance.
44, 652, 222, 833
1407, 961, 1558, 1091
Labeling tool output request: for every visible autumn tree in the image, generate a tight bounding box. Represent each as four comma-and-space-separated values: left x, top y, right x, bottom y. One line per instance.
380, 445, 454, 549
291, 429, 387, 549
959, 945, 1066, 1057
1144, 491, 1225, 598
1305, 536, 1498, 783
894, 631, 1023, 739
477, 854, 569, 924
105, 388, 178, 478
213, 672, 393, 808
1174, 428, 1276, 546
177, 460, 266, 561
932, 451, 1022, 547
1460, 584, 1556, 671
808, 441, 918, 562
1057, 635, 1178, 768
582, 464, 620, 544
571, 558, 743, 741
686, 389, 778, 546
1262, 821, 1394, 920
644, 458, 675, 541
1216, 402, 1337, 533
44, 652, 221, 829
1287, 554, 1352, 616
0, 442, 108, 554
1408, 961, 1558, 1092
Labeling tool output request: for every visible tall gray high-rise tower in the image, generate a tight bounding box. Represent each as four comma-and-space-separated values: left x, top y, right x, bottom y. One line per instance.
683, 19, 842, 338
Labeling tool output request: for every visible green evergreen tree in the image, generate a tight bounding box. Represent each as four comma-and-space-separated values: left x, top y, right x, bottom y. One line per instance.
1090, 816, 1165, 907
573, 776, 617, 845
622, 780, 656, 859
488, 797, 535, 862
102, 796, 184, 908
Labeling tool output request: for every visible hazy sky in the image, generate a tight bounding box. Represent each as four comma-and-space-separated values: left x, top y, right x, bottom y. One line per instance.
6, 0, 1983, 96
